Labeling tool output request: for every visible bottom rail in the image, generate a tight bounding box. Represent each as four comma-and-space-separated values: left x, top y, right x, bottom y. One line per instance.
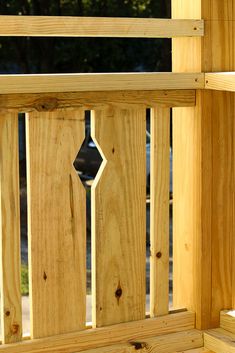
0, 311, 195, 353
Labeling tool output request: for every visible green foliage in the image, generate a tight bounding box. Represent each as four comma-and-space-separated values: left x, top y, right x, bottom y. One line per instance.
0, 0, 171, 73
21, 264, 29, 296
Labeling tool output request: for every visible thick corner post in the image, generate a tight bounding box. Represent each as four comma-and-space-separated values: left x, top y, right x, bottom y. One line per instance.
172, 1, 235, 329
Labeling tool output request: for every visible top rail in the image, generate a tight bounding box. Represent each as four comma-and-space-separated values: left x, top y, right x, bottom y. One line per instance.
0, 16, 204, 38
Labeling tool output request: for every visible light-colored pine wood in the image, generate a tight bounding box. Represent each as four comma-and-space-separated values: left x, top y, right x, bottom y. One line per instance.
172, 0, 235, 329
91, 107, 146, 327
0, 311, 195, 352
220, 310, 235, 334
0, 112, 22, 343
26, 109, 86, 338
0, 16, 204, 38
0, 90, 196, 112
204, 328, 235, 353
0, 73, 204, 94
205, 73, 235, 92
150, 108, 170, 317
57, 330, 203, 353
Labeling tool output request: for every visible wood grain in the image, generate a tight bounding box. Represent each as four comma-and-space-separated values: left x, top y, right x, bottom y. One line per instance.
0, 90, 196, 112
0, 73, 204, 94
150, 108, 170, 317
0, 112, 22, 343
204, 328, 235, 353
220, 311, 235, 334
172, 0, 235, 329
26, 109, 86, 338
0, 16, 204, 38
205, 73, 235, 92
0, 311, 195, 353
60, 329, 203, 353
91, 107, 146, 327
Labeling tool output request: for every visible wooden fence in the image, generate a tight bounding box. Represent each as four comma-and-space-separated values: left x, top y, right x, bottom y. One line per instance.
0, 8, 234, 353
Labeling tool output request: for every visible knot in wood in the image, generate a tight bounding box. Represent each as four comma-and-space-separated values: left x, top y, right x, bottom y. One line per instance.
130, 341, 147, 350
156, 251, 162, 258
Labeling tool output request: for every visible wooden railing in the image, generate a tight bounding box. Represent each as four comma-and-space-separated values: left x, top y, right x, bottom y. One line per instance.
0, 14, 234, 353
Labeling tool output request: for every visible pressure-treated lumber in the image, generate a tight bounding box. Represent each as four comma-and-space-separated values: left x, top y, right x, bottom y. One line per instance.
220, 311, 235, 334
0, 311, 195, 352
205, 73, 235, 92
91, 107, 146, 327
0, 73, 204, 95
0, 16, 204, 38
0, 113, 22, 343
57, 330, 203, 353
172, 0, 235, 329
204, 328, 235, 353
150, 107, 170, 317
0, 90, 196, 112
26, 110, 86, 338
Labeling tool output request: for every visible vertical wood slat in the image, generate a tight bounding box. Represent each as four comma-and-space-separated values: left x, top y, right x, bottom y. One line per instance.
0, 112, 22, 343
26, 110, 86, 338
150, 108, 170, 317
91, 107, 146, 327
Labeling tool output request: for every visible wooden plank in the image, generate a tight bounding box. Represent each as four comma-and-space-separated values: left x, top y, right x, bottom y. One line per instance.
0, 73, 205, 94
0, 16, 204, 38
26, 109, 86, 338
91, 107, 146, 327
204, 328, 235, 353
220, 310, 235, 334
150, 108, 170, 317
172, 0, 235, 329
0, 312, 196, 353
0, 90, 196, 112
59, 330, 203, 353
205, 73, 235, 92
0, 112, 22, 343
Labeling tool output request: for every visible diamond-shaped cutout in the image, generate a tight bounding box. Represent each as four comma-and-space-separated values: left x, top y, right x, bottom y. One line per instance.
73, 113, 103, 184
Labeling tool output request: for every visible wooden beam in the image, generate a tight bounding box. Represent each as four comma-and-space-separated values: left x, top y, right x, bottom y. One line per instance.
172, 0, 235, 329
0, 312, 195, 352
0, 73, 204, 94
91, 107, 146, 327
0, 113, 22, 343
205, 73, 235, 92
0, 16, 204, 38
56, 330, 203, 353
220, 310, 235, 334
0, 90, 196, 112
150, 108, 170, 317
26, 110, 86, 338
204, 328, 235, 353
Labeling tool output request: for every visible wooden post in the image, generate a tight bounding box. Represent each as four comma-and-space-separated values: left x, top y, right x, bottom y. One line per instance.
172, 1, 235, 329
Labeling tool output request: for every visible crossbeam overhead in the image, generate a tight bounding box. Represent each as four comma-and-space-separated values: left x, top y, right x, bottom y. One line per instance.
0, 16, 204, 38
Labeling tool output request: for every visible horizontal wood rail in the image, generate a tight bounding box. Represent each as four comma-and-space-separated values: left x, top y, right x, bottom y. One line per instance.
0, 312, 195, 352
205, 72, 235, 92
30, 330, 203, 353
204, 329, 235, 353
0, 90, 196, 111
220, 311, 235, 334
0, 73, 204, 94
0, 16, 204, 38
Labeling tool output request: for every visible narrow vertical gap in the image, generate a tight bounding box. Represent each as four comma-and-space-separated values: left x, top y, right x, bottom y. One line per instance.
169, 109, 173, 309
146, 109, 150, 314
18, 113, 30, 336
73, 110, 102, 325
74, 111, 92, 325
